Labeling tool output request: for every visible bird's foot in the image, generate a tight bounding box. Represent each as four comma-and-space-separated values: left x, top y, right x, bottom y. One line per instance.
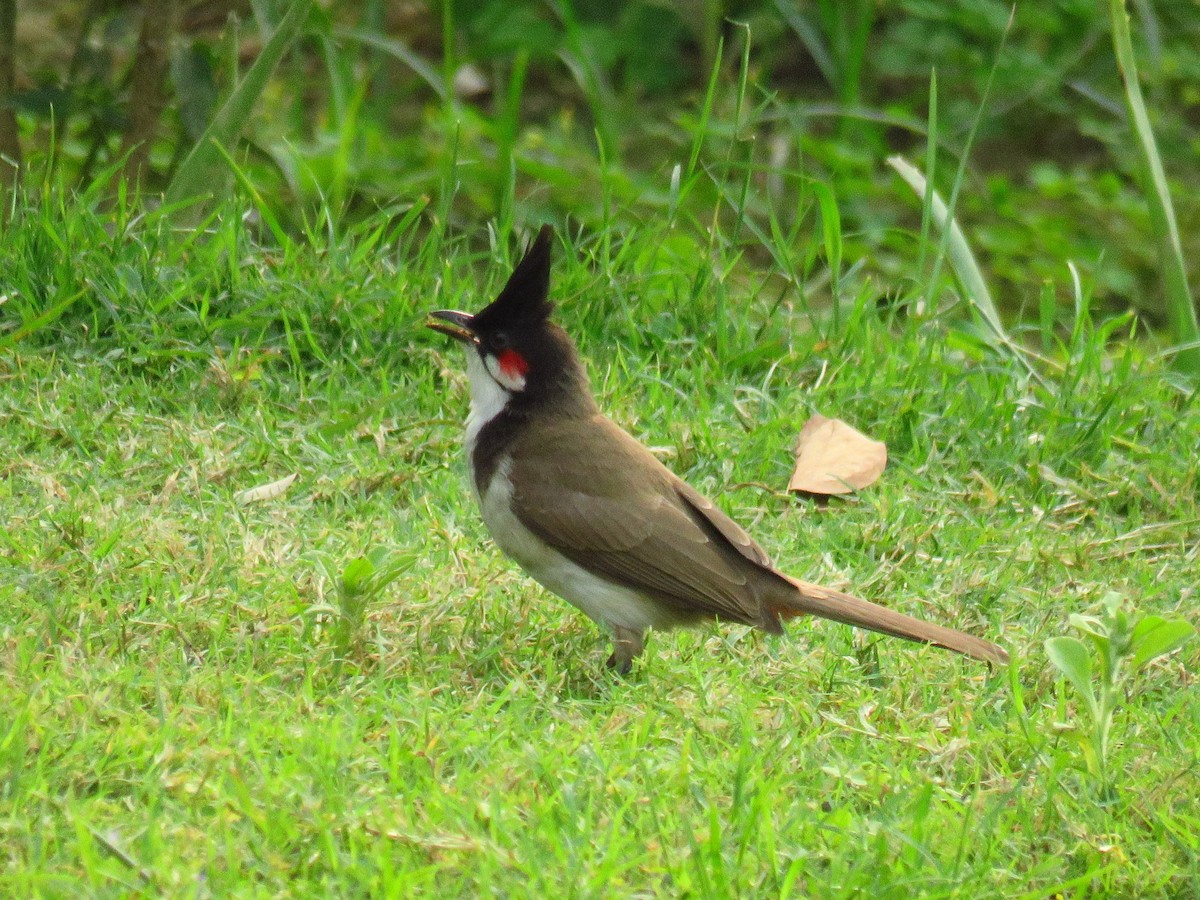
605, 626, 645, 676
605, 651, 633, 676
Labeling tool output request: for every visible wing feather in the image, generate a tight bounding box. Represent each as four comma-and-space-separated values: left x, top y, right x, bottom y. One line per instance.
507, 415, 782, 625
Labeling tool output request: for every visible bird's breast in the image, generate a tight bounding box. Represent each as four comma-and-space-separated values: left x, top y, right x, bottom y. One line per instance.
473, 457, 683, 632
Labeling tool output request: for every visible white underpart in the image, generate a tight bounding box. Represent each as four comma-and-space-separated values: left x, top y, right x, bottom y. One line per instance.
459, 346, 671, 634
479, 458, 679, 632
463, 349, 512, 459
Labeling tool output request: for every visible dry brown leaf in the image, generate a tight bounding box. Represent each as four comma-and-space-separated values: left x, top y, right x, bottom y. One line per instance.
235, 472, 298, 505
788, 414, 886, 496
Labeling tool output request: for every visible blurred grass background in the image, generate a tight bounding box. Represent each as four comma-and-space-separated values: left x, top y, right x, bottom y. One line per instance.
3, 0, 1199, 335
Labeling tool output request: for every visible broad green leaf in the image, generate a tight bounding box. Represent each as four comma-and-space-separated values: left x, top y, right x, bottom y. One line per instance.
1070, 614, 1112, 676
1104, 591, 1131, 638
1045, 636, 1097, 716
341, 556, 374, 593
367, 549, 417, 587
1069, 613, 1108, 640
1130, 617, 1195, 671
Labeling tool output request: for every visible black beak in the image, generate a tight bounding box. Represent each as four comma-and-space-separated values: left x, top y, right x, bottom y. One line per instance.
427, 309, 478, 344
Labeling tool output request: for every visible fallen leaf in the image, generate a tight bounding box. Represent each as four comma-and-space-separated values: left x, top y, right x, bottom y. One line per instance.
789, 414, 886, 496
235, 472, 298, 505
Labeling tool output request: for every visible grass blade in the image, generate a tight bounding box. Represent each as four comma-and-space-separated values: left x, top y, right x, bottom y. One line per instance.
810, 180, 842, 329
0, 287, 87, 349
335, 27, 445, 100
887, 154, 1002, 338
889, 154, 1045, 385
165, 0, 314, 214
1109, 0, 1200, 374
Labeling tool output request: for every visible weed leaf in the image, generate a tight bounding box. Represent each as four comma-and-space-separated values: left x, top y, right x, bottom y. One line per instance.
1044, 636, 1097, 716
1130, 616, 1195, 671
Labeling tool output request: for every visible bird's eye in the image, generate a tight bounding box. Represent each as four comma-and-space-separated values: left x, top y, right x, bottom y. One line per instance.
490, 332, 510, 351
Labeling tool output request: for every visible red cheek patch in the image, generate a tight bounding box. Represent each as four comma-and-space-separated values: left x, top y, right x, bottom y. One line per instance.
498, 349, 529, 380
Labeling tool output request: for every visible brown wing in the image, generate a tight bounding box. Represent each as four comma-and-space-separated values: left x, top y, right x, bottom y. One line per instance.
507, 414, 787, 626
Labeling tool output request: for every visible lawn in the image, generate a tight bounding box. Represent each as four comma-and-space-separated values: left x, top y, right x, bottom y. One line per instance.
3, 0, 1200, 894
1, 210, 1197, 896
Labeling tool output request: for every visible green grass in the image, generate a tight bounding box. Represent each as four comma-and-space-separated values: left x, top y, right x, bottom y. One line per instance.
1, 205, 1197, 895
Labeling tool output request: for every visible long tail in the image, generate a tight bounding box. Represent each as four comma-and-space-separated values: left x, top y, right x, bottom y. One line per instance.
775, 575, 1009, 665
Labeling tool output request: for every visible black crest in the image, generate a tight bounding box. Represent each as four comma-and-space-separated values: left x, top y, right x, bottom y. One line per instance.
472, 225, 555, 328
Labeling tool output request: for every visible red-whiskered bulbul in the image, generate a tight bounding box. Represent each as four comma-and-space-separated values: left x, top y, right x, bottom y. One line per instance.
429, 225, 1009, 673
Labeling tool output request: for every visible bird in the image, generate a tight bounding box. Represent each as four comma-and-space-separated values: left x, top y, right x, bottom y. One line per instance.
428, 225, 1009, 673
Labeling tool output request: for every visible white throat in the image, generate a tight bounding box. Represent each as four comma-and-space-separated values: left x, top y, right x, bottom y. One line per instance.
464, 349, 512, 456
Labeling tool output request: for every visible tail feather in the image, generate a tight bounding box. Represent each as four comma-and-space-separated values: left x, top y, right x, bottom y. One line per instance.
775, 575, 1009, 665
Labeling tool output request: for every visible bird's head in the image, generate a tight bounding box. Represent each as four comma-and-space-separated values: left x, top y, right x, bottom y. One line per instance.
428, 225, 590, 410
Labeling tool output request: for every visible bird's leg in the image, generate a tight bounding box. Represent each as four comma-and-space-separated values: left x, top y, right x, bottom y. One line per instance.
605, 626, 645, 675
